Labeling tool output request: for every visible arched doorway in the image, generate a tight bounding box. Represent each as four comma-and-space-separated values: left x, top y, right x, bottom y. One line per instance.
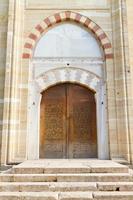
26, 20, 109, 160
40, 83, 97, 158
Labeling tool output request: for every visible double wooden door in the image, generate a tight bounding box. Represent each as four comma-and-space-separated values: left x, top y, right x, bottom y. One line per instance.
40, 83, 97, 158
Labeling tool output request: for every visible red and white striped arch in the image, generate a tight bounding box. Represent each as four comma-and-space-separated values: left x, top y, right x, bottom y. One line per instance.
22, 11, 113, 60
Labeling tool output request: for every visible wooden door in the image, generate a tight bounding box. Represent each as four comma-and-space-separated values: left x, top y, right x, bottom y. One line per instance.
68, 84, 97, 158
40, 84, 67, 158
40, 83, 97, 158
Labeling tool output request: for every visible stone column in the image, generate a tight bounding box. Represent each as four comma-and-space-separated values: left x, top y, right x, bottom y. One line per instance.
1, 0, 25, 165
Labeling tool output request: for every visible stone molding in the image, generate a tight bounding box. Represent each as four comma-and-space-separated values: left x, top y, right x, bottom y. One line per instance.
32, 57, 104, 65
35, 67, 101, 92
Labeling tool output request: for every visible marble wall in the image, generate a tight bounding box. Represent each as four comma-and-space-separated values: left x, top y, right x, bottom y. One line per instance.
0, 0, 133, 165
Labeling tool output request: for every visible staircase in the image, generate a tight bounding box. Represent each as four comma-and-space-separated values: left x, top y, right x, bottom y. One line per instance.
0, 159, 133, 199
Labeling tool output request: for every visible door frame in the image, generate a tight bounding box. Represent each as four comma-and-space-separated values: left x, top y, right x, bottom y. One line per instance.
27, 67, 109, 160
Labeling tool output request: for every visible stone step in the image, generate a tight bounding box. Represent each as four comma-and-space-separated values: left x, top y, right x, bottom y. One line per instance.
93, 191, 133, 200
12, 160, 128, 174
0, 192, 133, 200
0, 182, 97, 192
0, 173, 132, 182
1, 161, 132, 199
12, 167, 92, 174
97, 182, 133, 191
0, 192, 58, 200
1, 181, 133, 192
12, 166, 129, 174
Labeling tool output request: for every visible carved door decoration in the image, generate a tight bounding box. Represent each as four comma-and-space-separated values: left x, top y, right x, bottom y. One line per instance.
40, 84, 67, 158
68, 84, 97, 158
40, 83, 97, 158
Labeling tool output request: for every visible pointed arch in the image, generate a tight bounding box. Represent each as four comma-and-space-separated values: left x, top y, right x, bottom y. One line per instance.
22, 11, 113, 60
35, 67, 101, 92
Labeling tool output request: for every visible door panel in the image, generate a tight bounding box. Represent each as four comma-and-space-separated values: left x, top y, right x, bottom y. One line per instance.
68, 84, 97, 158
40, 83, 97, 158
40, 84, 67, 158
